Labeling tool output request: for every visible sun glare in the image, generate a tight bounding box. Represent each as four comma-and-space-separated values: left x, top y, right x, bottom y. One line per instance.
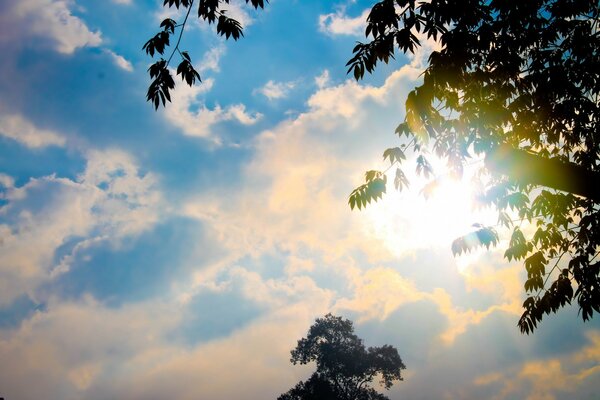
362, 162, 498, 261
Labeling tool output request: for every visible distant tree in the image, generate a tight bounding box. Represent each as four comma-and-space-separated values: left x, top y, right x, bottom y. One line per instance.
278, 314, 406, 400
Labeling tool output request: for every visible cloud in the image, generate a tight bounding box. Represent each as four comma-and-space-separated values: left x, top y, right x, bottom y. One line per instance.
181, 58, 429, 264
0, 173, 15, 189
179, 32, 524, 349
164, 78, 262, 142
0, 297, 181, 399
319, 8, 370, 36
222, 1, 255, 29
104, 49, 133, 72
0, 0, 102, 54
472, 330, 600, 400
198, 45, 226, 74
254, 80, 296, 100
0, 149, 161, 305
0, 113, 66, 148
315, 69, 330, 89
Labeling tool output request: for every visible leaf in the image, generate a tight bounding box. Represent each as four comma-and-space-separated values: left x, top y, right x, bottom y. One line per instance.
216, 14, 244, 40
146, 60, 175, 109
394, 168, 409, 191
142, 31, 171, 57
415, 155, 433, 178
349, 177, 387, 210
395, 122, 411, 137
163, 0, 192, 8
365, 170, 383, 183
504, 227, 532, 261
382, 147, 406, 165
451, 226, 499, 255
160, 18, 177, 34
176, 58, 201, 86
246, 0, 266, 9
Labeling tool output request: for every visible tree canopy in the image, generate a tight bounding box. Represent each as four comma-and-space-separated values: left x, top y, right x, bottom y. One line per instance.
277, 314, 406, 400
345, 0, 599, 334
144, 0, 600, 333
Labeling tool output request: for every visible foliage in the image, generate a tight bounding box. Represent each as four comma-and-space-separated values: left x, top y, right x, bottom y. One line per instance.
144, 0, 600, 334
348, 0, 600, 333
143, 0, 267, 109
278, 314, 406, 400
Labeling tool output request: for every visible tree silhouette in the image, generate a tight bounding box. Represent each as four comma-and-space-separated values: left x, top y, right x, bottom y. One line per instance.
144, 0, 600, 333
346, 0, 599, 333
278, 314, 406, 400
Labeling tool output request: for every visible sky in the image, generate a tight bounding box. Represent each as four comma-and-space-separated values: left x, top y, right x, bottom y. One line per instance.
0, 1, 599, 399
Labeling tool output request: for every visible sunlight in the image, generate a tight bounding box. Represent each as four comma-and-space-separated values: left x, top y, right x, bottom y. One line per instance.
361, 161, 498, 262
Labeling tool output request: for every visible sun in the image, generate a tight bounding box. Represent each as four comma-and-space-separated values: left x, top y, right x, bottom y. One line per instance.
361, 162, 498, 259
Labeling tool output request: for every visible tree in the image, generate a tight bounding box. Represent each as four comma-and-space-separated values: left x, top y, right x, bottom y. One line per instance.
345, 0, 599, 334
278, 314, 406, 400
144, 0, 600, 333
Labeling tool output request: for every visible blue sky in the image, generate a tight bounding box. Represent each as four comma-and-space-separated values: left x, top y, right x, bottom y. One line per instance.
1, 1, 599, 399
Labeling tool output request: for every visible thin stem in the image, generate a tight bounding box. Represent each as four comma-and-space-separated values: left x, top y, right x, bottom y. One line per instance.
167, 0, 195, 66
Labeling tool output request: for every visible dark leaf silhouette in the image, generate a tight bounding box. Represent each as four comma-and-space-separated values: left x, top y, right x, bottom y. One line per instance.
143, 0, 270, 108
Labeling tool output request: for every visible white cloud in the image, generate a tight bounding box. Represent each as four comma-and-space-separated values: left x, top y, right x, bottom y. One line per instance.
178, 33, 520, 349
319, 8, 370, 36
198, 45, 226, 74
254, 80, 296, 100
105, 49, 133, 72
221, 1, 255, 29
0, 149, 161, 305
0, 173, 15, 189
315, 69, 330, 89
164, 78, 262, 142
0, 298, 181, 399
0, 0, 102, 54
0, 113, 66, 148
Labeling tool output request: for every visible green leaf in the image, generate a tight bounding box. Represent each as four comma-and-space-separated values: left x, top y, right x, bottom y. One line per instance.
451, 226, 498, 255
394, 168, 409, 191
382, 147, 406, 165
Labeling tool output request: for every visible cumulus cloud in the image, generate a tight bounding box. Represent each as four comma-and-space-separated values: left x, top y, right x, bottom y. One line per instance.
198, 45, 226, 74
105, 49, 133, 72
0, 113, 66, 148
0, 298, 181, 399
315, 69, 330, 89
164, 78, 262, 142
472, 330, 600, 400
0, 173, 15, 189
254, 80, 296, 100
181, 61, 430, 267
0, 0, 102, 54
319, 8, 370, 36
179, 31, 522, 351
0, 149, 161, 305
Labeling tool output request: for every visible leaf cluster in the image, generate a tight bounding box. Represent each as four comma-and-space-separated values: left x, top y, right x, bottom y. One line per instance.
349, 0, 600, 333
144, 0, 268, 109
